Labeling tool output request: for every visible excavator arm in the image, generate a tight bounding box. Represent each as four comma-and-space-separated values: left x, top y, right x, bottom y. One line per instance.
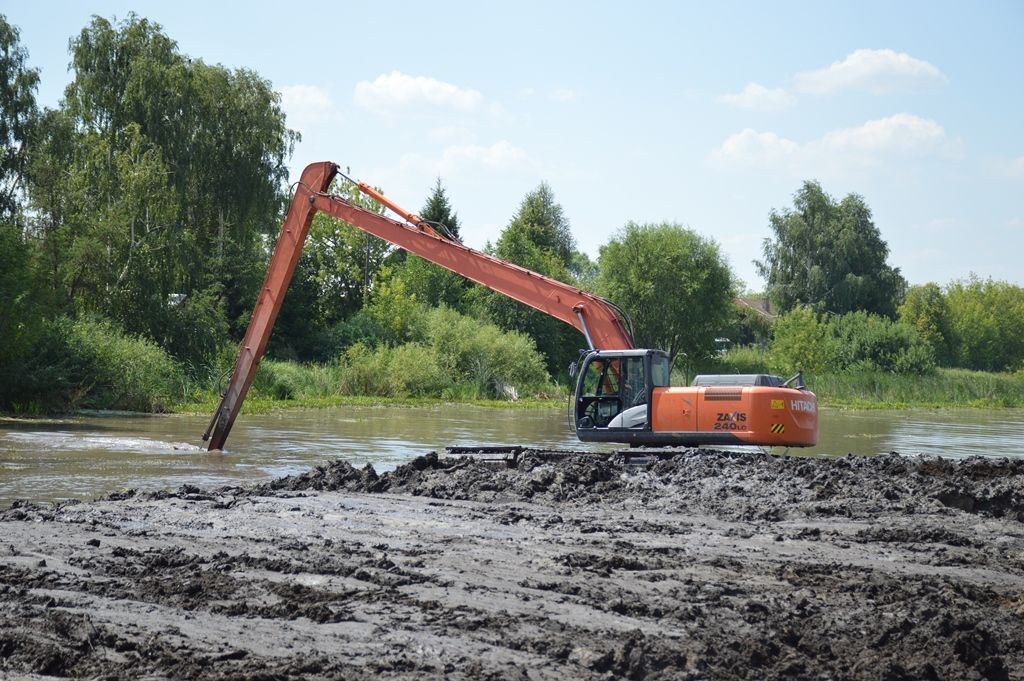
203, 161, 633, 450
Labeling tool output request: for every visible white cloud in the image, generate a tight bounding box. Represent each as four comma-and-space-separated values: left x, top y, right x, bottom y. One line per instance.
794, 48, 946, 95
437, 141, 532, 174
550, 88, 577, 102
708, 113, 956, 172
353, 71, 483, 115
278, 84, 337, 132
708, 129, 800, 169
821, 113, 949, 155
718, 82, 795, 111
399, 141, 535, 177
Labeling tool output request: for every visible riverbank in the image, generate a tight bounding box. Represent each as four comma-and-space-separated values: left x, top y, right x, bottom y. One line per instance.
169, 365, 1024, 416
171, 393, 564, 416
2, 451, 1022, 679
810, 367, 1024, 409
6, 354, 1024, 420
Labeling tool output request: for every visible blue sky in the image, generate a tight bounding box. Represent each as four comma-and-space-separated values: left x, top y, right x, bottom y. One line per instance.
7, 1, 1023, 290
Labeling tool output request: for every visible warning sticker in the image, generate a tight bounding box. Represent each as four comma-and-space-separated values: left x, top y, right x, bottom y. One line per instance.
770, 399, 785, 410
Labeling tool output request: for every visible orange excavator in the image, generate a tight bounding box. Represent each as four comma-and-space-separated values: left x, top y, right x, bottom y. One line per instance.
203, 162, 817, 451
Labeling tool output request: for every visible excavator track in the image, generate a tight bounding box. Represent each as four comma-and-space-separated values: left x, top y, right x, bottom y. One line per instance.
442, 445, 719, 468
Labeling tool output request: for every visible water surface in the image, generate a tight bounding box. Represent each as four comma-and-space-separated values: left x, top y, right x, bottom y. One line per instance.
2, 405, 1023, 506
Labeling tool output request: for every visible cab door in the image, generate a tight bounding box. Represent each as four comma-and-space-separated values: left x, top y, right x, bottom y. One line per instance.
574, 355, 624, 428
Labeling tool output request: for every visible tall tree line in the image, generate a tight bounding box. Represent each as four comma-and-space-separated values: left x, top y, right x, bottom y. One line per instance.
1, 11, 747, 407
2, 13, 296, 369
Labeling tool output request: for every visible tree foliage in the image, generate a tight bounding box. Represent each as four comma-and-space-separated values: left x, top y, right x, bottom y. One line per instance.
420, 177, 461, 240
0, 14, 39, 220
25, 14, 296, 366
945, 277, 1024, 372
895, 278, 1024, 373
898, 283, 954, 366
302, 176, 389, 323
757, 181, 906, 318
11, 11, 1024, 413
391, 178, 472, 312
0, 15, 41, 383
598, 222, 735, 363
0, 220, 38, 376
481, 183, 583, 376
770, 308, 934, 376
500, 182, 574, 266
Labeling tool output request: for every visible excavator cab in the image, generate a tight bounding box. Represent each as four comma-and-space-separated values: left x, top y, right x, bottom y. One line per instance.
572, 349, 818, 448
573, 350, 668, 431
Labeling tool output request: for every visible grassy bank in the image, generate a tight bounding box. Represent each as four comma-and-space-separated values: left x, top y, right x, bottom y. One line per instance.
179, 363, 1024, 416
810, 368, 1024, 409
173, 393, 564, 415
7, 318, 1024, 417
690, 346, 1024, 409
170, 356, 566, 415
2, 313, 565, 417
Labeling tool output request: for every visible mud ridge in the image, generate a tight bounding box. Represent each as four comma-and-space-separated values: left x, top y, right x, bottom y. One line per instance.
2, 450, 1024, 679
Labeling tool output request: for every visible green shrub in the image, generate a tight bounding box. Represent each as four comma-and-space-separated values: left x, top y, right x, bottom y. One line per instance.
424, 307, 548, 397
769, 307, 934, 376
326, 309, 550, 400
898, 283, 954, 366
364, 277, 428, 346
247, 359, 340, 401
334, 342, 449, 397
251, 360, 302, 400
65, 318, 181, 411
946, 277, 1024, 372
186, 303, 553, 404
828, 311, 935, 374
336, 343, 394, 396
385, 343, 451, 396
4, 317, 181, 412
310, 313, 385, 360
768, 307, 831, 374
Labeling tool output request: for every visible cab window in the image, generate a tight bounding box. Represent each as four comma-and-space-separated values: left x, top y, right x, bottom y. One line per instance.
581, 358, 620, 396
651, 353, 671, 387
622, 356, 646, 407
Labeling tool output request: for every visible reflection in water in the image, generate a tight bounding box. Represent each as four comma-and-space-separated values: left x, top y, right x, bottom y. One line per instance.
2, 406, 1023, 505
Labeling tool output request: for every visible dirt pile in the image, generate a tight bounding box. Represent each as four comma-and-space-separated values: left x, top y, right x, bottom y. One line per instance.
256, 449, 1024, 521
257, 450, 628, 503
2, 450, 1023, 679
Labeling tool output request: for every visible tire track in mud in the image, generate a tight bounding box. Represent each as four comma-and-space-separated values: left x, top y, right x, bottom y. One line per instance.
2, 451, 1024, 679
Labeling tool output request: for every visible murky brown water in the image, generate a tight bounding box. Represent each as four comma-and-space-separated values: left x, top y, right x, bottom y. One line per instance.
2, 405, 1023, 506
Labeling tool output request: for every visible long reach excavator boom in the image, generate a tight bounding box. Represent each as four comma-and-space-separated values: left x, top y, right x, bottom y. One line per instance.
205, 161, 818, 451
203, 161, 635, 451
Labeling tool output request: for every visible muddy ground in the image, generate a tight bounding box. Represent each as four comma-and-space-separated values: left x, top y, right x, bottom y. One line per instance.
1, 450, 1023, 680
